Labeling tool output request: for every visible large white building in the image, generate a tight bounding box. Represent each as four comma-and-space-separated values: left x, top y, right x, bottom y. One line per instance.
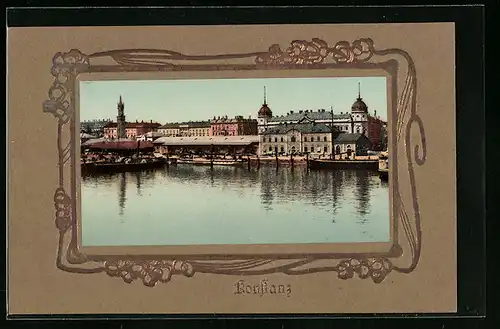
257, 84, 387, 150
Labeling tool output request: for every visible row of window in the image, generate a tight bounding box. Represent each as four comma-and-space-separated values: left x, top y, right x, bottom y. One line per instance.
266, 144, 352, 153
264, 136, 329, 143
267, 146, 329, 153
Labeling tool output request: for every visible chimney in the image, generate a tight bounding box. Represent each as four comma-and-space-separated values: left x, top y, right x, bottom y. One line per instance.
299, 110, 303, 114
290, 110, 294, 114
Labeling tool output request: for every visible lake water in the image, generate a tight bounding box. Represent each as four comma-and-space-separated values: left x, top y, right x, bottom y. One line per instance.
81, 165, 390, 246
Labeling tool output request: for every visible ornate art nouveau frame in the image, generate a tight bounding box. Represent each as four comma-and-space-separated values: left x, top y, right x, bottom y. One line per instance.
43, 38, 426, 287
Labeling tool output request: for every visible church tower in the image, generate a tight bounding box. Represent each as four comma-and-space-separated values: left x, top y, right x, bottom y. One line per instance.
350, 83, 368, 135
116, 95, 126, 139
257, 86, 273, 135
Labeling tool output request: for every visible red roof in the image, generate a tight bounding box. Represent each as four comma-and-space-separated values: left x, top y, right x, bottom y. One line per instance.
104, 122, 162, 129
87, 140, 154, 150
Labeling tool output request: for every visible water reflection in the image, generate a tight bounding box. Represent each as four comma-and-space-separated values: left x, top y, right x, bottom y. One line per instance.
82, 165, 385, 221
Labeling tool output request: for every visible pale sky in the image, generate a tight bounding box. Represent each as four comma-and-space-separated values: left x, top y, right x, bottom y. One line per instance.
79, 77, 387, 123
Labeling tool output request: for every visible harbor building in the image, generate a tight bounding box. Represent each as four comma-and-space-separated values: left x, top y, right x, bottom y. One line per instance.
153, 135, 259, 155
158, 116, 257, 137
158, 121, 211, 137
259, 122, 372, 156
210, 115, 258, 136
103, 96, 162, 139
333, 133, 372, 157
257, 84, 386, 150
259, 123, 339, 155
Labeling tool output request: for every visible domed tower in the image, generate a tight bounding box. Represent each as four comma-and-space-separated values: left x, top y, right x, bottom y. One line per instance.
351, 83, 368, 135
257, 86, 272, 134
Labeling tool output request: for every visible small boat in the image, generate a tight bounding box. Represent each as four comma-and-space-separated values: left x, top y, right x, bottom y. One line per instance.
308, 158, 379, 170
378, 151, 389, 181
81, 157, 166, 174
176, 157, 246, 167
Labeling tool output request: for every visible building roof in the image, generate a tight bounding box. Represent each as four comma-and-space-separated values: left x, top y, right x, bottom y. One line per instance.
334, 133, 367, 143
211, 116, 256, 124
104, 121, 162, 128
268, 110, 352, 123
80, 133, 97, 139
81, 137, 108, 146
140, 131, 165, 138
86, 140, 154, 150
158, 123, 180, 129
263, 123, 334, 135
159, 120, 211, 129
351, 97, 368, 113
258, 103, 272, 118
153, 135, 259, 146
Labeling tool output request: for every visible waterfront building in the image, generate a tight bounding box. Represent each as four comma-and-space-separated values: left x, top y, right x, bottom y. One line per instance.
259, 123, 339, 155
158, 121, 211, 137
210, 115, 258, 136
103, 96, 162, 139
257, 84, 387, 150
259, 121, 372, 156
104, 120, 162, 139
153, 135, 259, 155
333, 133, 372, 157
157, 123, 180, 137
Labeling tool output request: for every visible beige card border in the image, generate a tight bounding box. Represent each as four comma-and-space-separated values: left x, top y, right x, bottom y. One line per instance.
43, 38, 425, 287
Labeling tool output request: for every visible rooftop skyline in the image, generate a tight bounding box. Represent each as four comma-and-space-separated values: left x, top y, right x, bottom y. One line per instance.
79, 77, 388, 123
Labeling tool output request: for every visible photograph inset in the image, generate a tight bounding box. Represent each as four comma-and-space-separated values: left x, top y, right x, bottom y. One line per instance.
79, 77, 389, 247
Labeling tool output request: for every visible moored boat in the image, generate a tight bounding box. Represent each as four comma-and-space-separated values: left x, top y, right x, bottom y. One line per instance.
176, 157, 247, 167
81, 157, 166, 174
378, 151, 389, 181
308, 158, 379, 170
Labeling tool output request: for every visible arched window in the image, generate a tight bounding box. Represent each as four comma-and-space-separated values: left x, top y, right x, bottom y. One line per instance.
324, 146, 328, 153
304, 146, 308, 153
281, 137, 284, 142
274, 137, 278, 142
280, 146, 284, 153
291, 136, 296, 142
304, 137, 308, 142
269, 146, 272, 151
317, 136, 320, 141
323, 136, 327, 142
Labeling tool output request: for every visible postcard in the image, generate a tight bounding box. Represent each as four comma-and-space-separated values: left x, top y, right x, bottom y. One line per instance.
7, 22, 457, 315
